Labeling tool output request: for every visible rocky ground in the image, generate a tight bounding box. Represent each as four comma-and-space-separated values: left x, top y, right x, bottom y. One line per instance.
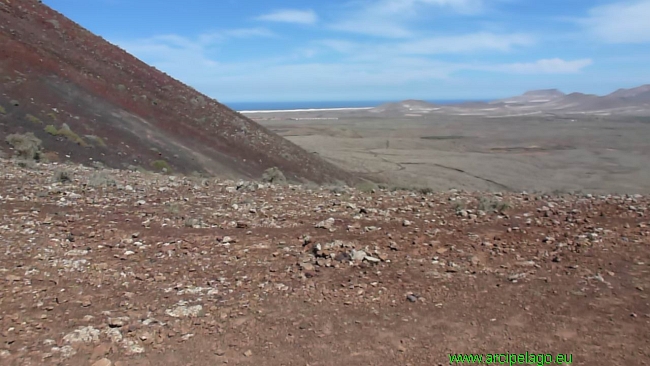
1, 157, 649, 366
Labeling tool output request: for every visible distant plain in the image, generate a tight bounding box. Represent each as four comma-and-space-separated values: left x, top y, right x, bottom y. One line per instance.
249, 111, 650, 194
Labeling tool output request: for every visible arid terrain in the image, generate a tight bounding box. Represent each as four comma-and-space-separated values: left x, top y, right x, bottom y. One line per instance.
2, 1, 650, 366
1, 158, 649, 366
248, 110, 650, 194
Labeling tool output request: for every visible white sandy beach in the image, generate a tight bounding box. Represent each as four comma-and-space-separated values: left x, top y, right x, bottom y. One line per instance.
239, 107, 374, 113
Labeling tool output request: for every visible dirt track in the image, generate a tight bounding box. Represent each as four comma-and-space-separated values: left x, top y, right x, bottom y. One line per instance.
1, 158, 649, 365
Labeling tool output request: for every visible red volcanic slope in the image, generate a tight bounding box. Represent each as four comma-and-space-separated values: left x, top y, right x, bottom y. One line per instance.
0, 0, 354, 183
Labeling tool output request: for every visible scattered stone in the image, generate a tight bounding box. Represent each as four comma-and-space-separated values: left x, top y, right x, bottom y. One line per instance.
166, 303, 203, 318
107, 317, 128, 328
406, 294, 418, 303
351, 249, 367, 262
63, 326, 100, 344
364, 255, 380, 263
316, 218, 335, 230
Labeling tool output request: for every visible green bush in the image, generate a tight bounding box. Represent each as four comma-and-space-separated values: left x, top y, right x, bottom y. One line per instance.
151, 160, 172, 173
261, 167, 287, 184
88, 172, 117, 187
58, 124, 87, 146
44, 124, 58, 135
0, 105, 6, 114
356, 181, 378, 193
85, 135, 107, 147
5, 132, 43, 161
44, 124, 87, 146
46, 112, 58, 121
53, 169, 72, 183
26, 114, 42, 125
477, 197, 511, 213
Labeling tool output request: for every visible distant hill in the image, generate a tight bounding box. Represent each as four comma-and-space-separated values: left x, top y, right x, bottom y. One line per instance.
492, 89, 566, 105
606, 84, 650, 99
366, 84, 650, 118
0, 0, 354, 183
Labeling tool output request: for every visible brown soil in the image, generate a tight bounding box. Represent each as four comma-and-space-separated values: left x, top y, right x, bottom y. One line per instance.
1, 158, 649, 365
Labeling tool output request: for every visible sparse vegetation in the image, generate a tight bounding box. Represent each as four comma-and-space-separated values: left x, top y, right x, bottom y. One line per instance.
477, 197, 511, 213
44, 123, 88, 146
46, 112, 58, 121
184, 218, 201, 228
418, 187, 434, 195
85, 135, 107, 147
15, 159, 36, 169
261, 167, 287, 184
452, 200, 467, 212
151, 160, 172, 173
44, 124, 58, 135
53, 169, 72, 183
26, 114, 42, 125
42, 151, 59, 163
328, 185, 347, 194
87, 172, 117, 187
58, 124, 87, 146
356, 181, 378, 193
127, 165, 150, 173
165, 202, 181, 216
5, 132, 43, 161
0, 105, 6, 114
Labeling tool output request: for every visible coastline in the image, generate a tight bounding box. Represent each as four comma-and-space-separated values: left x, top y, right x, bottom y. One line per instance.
238, 107, 374, 113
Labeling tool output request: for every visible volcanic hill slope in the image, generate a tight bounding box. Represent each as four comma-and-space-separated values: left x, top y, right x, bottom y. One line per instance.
0, 0, 354, 184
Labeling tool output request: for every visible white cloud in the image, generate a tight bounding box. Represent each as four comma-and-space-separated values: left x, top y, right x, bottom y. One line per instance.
331, 21, 413, 38
315, 32, 533, 60
330, 0, 486, 38
111, 28, 277, 77
395, 32, 534, 54
112, 30, 590, 102
255, 9, 318, 25
317, 39, 360, 53
221, 28, 277, 38
196, 27, 276, 45
486, 58, 593, 74
582, 0, 650, 43
371, 0, 485, 15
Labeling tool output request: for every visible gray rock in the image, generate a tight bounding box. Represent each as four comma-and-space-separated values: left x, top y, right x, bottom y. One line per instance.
364, 255, 380, 263
315, 217, 335, 229
351, 249, 367, 262
406, 294, 418, 303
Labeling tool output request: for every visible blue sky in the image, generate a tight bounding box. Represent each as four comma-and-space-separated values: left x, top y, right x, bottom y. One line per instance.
44, 0, 650, 102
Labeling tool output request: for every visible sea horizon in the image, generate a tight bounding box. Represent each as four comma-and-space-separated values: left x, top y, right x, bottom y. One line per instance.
225, 99, 487, 112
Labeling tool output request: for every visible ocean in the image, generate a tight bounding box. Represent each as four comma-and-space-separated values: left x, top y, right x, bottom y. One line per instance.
225, 100, 481, 112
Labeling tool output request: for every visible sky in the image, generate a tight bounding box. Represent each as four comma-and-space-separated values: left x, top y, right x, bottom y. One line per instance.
43, 0, 650, 102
